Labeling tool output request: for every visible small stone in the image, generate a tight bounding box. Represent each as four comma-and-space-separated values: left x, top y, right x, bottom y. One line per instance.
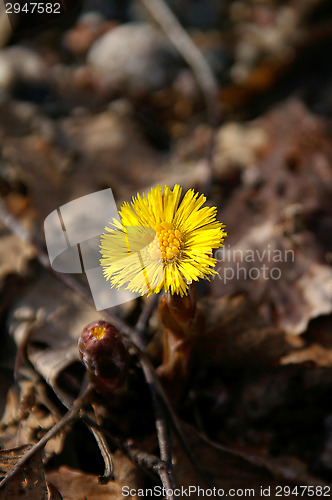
87, 23, 180, 91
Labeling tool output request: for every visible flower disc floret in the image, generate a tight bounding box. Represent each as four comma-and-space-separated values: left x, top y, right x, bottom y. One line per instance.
149, 222, 183, 261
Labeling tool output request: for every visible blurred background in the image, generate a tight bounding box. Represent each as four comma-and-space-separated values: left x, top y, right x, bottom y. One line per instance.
1, 0, 332, 497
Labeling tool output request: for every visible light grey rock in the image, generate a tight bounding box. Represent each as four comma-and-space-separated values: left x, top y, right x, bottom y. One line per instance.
87, 23, 180, 91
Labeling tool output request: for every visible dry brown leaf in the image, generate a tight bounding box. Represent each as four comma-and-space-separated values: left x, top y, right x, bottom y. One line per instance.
0, 445, 49, 500
5, 270, 102, 412
196, 294, 299, 368
46, 451, 145, 500
171, 423, 327, 498
9, 271, 100, 348
212, 99, 332, 336
47, 467, 122, 500
0, 378, 63, 456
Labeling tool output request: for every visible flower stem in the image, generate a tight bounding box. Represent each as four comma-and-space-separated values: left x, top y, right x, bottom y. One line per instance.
157, 285, 204, 402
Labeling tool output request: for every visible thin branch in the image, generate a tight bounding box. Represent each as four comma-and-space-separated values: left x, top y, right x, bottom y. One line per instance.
139, 0, 220, 128
131, 296, 178, 496
0, 385, 94, 490
130, 344, 212, 489
140, 360, 177, 499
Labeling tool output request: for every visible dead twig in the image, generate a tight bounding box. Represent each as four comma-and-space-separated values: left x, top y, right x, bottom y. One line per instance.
130, 344, 212, 489
139, 0, 220, 128
139, 358, 177, 498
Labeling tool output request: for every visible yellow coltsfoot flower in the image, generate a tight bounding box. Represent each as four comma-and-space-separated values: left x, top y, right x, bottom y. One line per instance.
100, 184, 227, 297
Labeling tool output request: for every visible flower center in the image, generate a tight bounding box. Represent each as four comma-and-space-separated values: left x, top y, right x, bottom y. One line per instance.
92, 326, 107, 339
149, 221, 183, 261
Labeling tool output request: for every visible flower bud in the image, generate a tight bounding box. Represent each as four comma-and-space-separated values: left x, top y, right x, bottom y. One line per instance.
78, 320, 129, 396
